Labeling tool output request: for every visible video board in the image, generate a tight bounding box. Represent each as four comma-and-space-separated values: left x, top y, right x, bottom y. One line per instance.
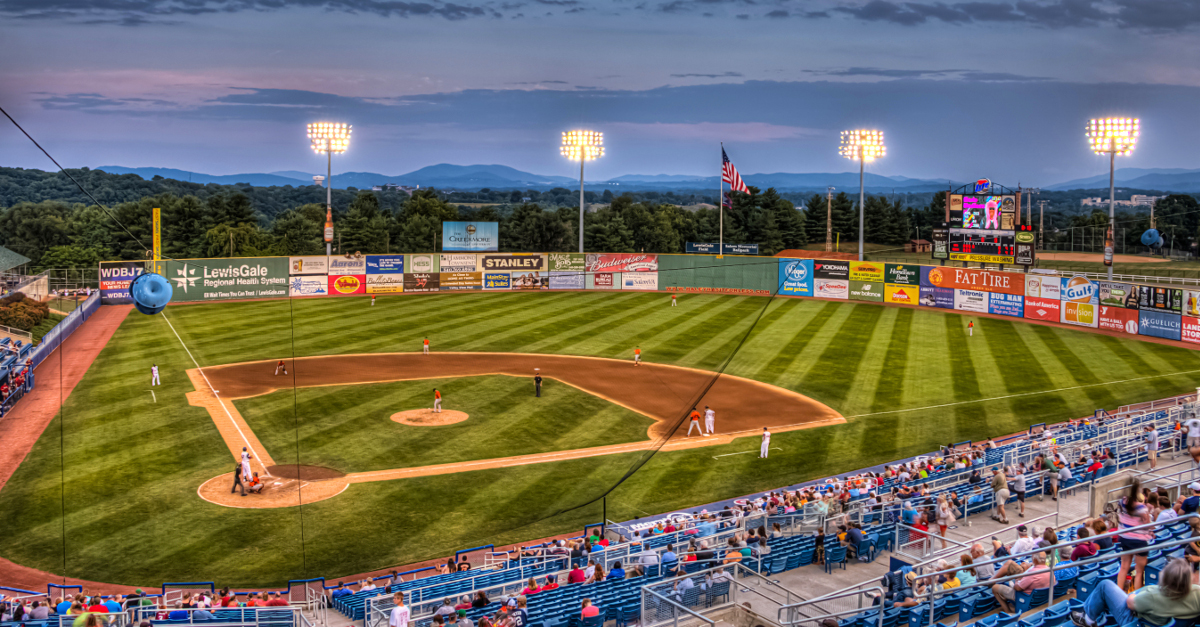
947, 193, 1018, 264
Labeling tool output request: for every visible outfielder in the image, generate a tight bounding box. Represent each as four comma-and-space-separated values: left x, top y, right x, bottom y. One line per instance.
634, 347, 641, 366
433, 388, 442, 413
423, 337, 430, 355
760, 428, 771, 458
151, 364, 160, 386
686, 408, 702, 436
704, 406, 715, 435
371, 294, 376, 306
275, 360, 288, 376
670, 294, 677, 307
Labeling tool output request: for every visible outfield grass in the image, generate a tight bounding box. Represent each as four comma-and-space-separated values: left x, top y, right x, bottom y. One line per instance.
2, 291, 1200, 586
236, 376, 655, 472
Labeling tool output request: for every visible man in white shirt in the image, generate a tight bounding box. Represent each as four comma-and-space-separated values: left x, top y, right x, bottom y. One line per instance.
1185, 415, 1200, 448
1010, 526, 1039, 556
389, 593, 409, 627
704, 406, 715, 435
760, 428, 771, 458
640, 550, 660, 567
1146, 424, 1160, 470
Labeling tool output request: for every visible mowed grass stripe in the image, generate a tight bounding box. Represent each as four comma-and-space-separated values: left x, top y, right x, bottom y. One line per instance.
1025, 325, 1119, 409
467, 292, 648, 353
607, 297, 762, 364
687, 299, 798, 371
981, 318, 1052, 394
750, 300, 841, 384
799, 304, 886, 408
870, 307, 914, 413
839, 307, 897, 417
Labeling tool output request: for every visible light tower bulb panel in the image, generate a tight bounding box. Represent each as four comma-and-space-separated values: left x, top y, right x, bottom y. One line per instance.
560, 130, 605, 161
307, 122, 353, 154
1086, 117, 1139, 155
838, 129, 886, 161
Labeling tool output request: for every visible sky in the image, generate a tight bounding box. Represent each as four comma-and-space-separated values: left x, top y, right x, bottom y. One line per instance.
2, 0, 1200, 185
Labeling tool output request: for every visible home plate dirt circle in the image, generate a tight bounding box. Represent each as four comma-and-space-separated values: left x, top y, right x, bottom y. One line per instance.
391, 409, 469, 426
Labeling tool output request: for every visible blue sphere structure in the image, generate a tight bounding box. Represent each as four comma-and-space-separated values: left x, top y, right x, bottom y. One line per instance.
129, 272, 173, 315
1141, 228, 1163, 248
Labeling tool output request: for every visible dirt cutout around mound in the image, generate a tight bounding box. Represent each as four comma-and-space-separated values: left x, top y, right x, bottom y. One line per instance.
187, 352, 844, 510
267, 464, 346, 480
392, 409, 469, 426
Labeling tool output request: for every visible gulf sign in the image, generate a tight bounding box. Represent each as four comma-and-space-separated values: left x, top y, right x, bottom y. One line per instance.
328, 274, 365, 296
1060, 276, 1098, 304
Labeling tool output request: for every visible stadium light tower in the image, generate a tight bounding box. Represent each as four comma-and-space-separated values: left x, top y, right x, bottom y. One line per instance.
839, 130, 886, 261
1086, 117, 1139, 279
308, 122, 352, 256
561, 130, 604, 253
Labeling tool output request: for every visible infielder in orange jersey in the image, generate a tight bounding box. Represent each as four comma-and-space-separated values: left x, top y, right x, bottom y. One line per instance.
423, 337, 430, 355
634, 347, 641, 366
274, 360, 287, 375
433, 388, 442, 413
686, 407, 703, 436
670, 294, 677, 307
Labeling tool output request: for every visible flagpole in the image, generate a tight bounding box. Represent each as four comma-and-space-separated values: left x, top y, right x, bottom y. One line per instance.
719, 142, 724, 258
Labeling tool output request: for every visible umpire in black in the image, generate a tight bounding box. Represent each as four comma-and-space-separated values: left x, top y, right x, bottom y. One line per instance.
534, 370, 543, 397
231, 463, 246, 496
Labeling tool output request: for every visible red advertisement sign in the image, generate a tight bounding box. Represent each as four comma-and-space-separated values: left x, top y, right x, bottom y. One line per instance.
1184, 316, 1200, 345
1099, 306, 1140, 335
585, 253, 658, 273
328, 274, 366, 296
923, 267, 1024, 295
1023, 297, 1060, 321
593, 272, 617, 289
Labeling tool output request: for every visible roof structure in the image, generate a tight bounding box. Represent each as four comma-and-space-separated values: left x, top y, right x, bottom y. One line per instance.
0, 246, 31, 273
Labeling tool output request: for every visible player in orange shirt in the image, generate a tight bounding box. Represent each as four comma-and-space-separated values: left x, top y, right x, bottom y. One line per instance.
634, 347, 641, 366
433, 388, 442, 413
423, 337, 430, 355
670, 294, 677, 307
686, 408, 703, 436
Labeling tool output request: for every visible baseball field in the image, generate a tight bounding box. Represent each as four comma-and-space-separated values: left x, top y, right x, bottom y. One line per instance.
2, 290, 1200, 587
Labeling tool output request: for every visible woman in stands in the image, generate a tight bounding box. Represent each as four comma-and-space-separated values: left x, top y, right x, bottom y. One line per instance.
1071, 558, 1200, 627
1116, 478, 1154, 590
472, 592, 490, 608
1092, 519, 1115, 551
936, 494, 956, 550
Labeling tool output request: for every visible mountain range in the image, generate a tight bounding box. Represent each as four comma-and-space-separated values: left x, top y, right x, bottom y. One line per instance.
95, 164, 1200, 193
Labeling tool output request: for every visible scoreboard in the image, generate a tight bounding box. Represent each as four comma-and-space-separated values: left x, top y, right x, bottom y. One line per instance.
949, 229, 1016, 261
947, 193, 1018, 264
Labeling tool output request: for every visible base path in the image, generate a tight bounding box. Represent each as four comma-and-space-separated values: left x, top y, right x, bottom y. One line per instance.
190, 353, 843, 509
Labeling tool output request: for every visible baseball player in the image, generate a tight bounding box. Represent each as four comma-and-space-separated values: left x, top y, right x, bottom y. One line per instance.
151, 364, 160, 386
534, 372, 543, 398
371, 294, 376, 307
240, 447, 253, 482
686, 408, 702, 436
671, 294, 677, 307
634, 347, 641, 366
704, 406, 715, 435
275, 360, 287, 376
423, 337, 430, 355
433, 388, 442, 413
968, 320, 974, 337
760, 428, 771, 458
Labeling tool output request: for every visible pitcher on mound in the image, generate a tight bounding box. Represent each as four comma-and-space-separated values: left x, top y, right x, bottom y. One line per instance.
433, 388, 442, 413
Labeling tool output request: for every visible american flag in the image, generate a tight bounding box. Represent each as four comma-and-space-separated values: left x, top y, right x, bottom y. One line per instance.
722, 148, 749, 194
722, 192, 733, 208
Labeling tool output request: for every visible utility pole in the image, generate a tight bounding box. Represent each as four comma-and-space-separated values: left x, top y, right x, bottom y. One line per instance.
825, 187, 835, 252
1037, 200, 1047, 250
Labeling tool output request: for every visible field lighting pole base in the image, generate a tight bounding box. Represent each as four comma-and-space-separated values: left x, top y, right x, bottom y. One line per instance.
579, 159, 585, 254
858, 156, 865, 262
1107, 150, 1115, 281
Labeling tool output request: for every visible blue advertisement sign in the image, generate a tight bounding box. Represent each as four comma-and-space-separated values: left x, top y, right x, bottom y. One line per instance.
777, 259, 814, 296
919, 286, 954, 309
443, 222, 498, 252
483, 272, 511, 290
988, 292, 1024, 317
548, 271, 584, 290
1138, 309, 1182, 341
366, 255, 404, 274
686, 243, 760, 255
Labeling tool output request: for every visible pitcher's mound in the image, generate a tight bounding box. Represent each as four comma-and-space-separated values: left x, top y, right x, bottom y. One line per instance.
266, 464, 345, 480
391, 409, 469, 426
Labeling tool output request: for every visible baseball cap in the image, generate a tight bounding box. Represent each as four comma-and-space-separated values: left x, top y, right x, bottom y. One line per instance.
457, 610, 466, 617
1190, 482, 1200, 491
1017, 525, 1028, 534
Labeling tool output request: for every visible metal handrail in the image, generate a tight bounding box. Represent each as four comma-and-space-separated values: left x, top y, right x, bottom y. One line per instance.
643, 587, 716, 627
778, 586, 886, 627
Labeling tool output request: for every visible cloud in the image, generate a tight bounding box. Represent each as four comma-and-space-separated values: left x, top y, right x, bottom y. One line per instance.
670, 71, 744, 78
805, 67, 1051, 81
765, 9, 787, 17
0, 0, 494, 23
606, 121, 823, 142
829, 0, 1200, 29
35, 92, 181, 110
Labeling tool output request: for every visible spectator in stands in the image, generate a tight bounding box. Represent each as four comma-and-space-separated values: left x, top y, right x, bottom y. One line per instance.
27, 601, 49, 621
1010, 465, 1027, 518
991, 468, 1011, 523
361, 578, 378, 592
1071, 558, 1200, 627
331, 582, 352, 600
521, 578, 541, 596
1010, 525, 1038, 555
103, 596, 122, 613
265, 593, 288, 607
567, 564, 586, 584
168, 601, 189, 620
936, 494, 956, 549
454, 596, 472, 611
542, 576, 559, 591
1159, 495, 1182, 525
87, 598, 108, 613
991, 552, 1051, 613
639, 547, 660, 568
389, 592, 409, 627
1184, 484, 1200, 515
510, 597, 529, 627
1038, 527, 1068, 566
586, 564, 606, 584
1092, 519, 1115, 550
1117, 478, 1154, 590
1072, 528, 1100, 561
696, 540, 715, 563
607, 561, 626, 580
580, 599, 599, 619
957, 555, 978, 586
472, 592, 490, 608
436, 599, 457, 619
970, 544, 996, 580
454, 610, 473, 627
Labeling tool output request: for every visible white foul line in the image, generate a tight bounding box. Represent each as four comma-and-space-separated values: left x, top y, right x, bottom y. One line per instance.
713, 447, 781, 460
160, 311, 271, 478
151, 390, 156, 403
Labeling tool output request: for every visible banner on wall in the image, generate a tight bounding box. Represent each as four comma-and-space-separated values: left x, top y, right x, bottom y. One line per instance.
849, 262, 884, 282
99, 260, 144, 304
328, 256, 366, 276
366, 255, 404, 274
512, 271, 549, 290
442, 221, 498, 252
814, 278, 849, 299
439, 253, 478, 273
1185, 290, 1200, 318
1140, 309, 1182, 341
483, 272, 510, 290
778, 259, 814, 296
923, 266, 1024, 295
1024, 297, 1060, 321
480, 253, 544, 271
885, 264, 920, 286
814, 261, 850, 280
165, 257, 289, 302
954, 289, 989, 313
549, 271, 585, 290
547, 253, 586, 272
1183, 317, 1200, 345
920, 286, 954, 309
408, 254, 439, 274
440, 272, 482, 290
1099, 306, 1139, 334
1025, 274, 1061, 299
289, 256, 328, 276
1100, 282, 1137, 308
591, 272, 620, 289
849, 280, 884, 302
289, 275, 327, 297
1060, 275, 1099, 328
885, 284, 919, 305
404, 272, 440, 292
1139, 286, 1183, 313
1062, 301, 1098, 328
585, 253, 657, 273
366, 274, 405, 294
328, 274, 366, 296
989, 293, 1023, 317
624, 272, 659, 290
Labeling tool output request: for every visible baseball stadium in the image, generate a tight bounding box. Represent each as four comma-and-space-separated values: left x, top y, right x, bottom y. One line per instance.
5, 223, 1200, 627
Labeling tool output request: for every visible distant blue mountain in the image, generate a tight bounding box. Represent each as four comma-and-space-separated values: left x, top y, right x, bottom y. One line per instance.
1046, 168, 1200, 191
97, 166, 311, 187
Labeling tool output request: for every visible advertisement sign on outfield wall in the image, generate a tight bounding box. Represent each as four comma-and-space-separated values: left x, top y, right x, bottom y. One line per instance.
366, 255, 404, 274
1024, 297, 1060, 321
289, 276, 328, 297
1061, 301, 1099, 328
480, 254, 545, 271
366, 274, 404, 294
885, 284, 918, 305
165, 257, 288, 302
327, 256, 366, 276
439, 272, 482, 291
548, 271, 585, 290
848, 280, 884, 302
99, 261, 144, 304
814, 261, 850, 280
624, 272, 659, 291
989, 292, 1023, 317
442, 221, 498, 252
1183, 316, 1200, 345
404, 273, 440, 292
408, 254, 438, 274
1139, 309, 1182, 341
1138, 286, 1183, 313
590, 272, 621, 289
547, 253, 586, 272
849, 262, 884, 283
289, 256, 328, 276
1185, 290, 1200, 318
483, 273, 510, 290
585, 253, 658, 273
920, 286, 954, 309
1025, 274, 1061, 299
814, 278, 849, 299
328, 274, 366, 296
1100, 282, 1137, 308
1099, 306, 1139, 334
512, 271, 549, 290
954, 289, 989, 313
923, 266, 1023, 295
1061, 276, 1099, 304
885, 264, 920, 286
439, 254, 477, 273
777, 259, 814, 297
